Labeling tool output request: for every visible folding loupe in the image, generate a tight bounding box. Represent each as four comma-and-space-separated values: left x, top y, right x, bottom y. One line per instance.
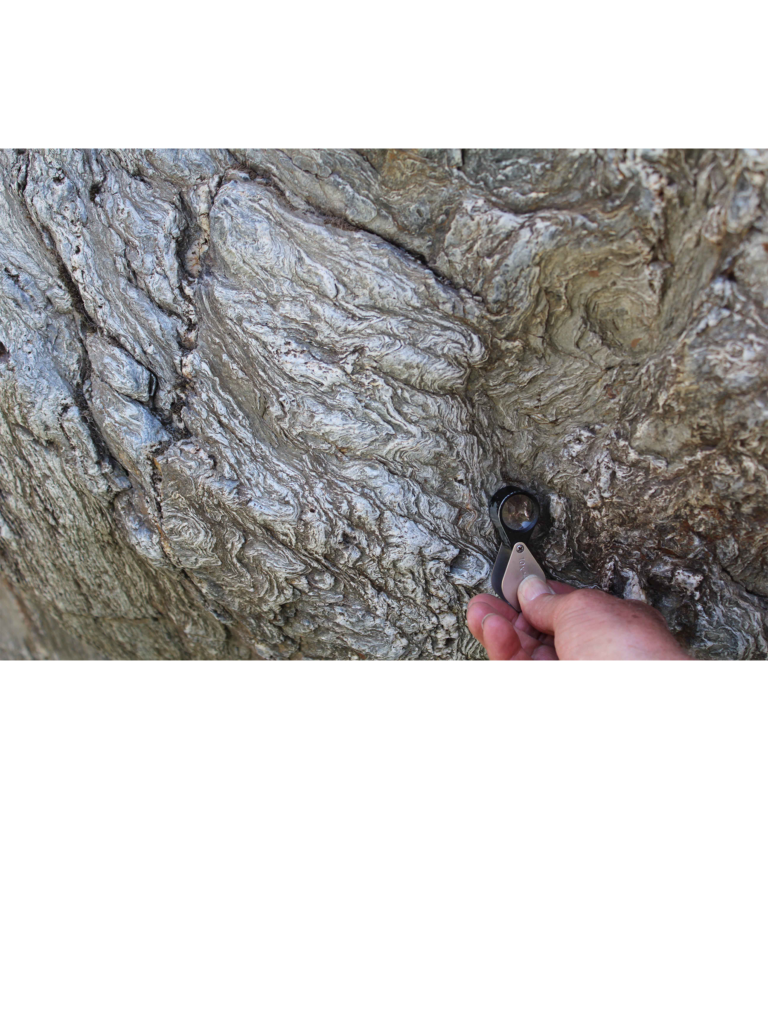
489, 485, 547, 611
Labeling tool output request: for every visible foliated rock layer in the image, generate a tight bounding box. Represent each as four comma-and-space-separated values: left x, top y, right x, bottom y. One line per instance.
0, 149, 766, 659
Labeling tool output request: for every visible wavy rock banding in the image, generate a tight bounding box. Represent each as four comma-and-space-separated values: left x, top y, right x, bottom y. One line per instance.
0, 149, 766, 658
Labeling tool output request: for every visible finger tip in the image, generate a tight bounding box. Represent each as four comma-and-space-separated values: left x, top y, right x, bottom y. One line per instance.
481, 612, 522, 661
466, 599, 494, 640
467, 594, 497, 625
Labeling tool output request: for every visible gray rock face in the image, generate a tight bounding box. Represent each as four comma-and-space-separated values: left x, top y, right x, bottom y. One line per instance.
0, 149, 766, 659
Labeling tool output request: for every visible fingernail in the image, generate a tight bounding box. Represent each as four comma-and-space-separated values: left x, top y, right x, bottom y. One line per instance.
517, 575, 554, 601
480, 612, 502, 632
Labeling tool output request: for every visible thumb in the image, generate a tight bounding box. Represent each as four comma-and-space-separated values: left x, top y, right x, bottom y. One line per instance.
517, 575, 563, 635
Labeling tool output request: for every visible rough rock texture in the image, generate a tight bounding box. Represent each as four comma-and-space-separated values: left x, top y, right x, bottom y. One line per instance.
0, 149, 766, 659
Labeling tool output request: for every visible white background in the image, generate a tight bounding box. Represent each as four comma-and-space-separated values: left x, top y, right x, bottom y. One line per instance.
2, 665, 766, 1022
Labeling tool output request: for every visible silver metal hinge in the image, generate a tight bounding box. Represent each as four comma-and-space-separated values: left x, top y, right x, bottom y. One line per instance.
500, 542, 546, 612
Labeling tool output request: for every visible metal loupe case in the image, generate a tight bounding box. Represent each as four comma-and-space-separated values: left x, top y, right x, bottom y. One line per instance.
489, 485, 547, 612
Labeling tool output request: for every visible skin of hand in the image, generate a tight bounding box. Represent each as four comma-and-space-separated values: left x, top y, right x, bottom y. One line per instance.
466, 575, 691, 661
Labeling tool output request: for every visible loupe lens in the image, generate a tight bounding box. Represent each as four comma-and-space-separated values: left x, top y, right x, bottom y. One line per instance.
500, 493, 537, 532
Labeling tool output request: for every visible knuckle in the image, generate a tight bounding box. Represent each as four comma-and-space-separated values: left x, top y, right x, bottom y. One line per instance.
566, 588, 612, 613
563, 589, 669, 628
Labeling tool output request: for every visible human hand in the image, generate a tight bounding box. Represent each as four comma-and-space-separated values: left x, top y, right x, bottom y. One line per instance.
466, 575, 691, 660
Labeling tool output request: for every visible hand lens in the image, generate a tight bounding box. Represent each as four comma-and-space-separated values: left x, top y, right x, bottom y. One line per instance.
489, 485, 547, 611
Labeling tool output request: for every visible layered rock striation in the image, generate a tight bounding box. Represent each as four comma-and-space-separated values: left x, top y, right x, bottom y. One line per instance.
0, 149, 766, 658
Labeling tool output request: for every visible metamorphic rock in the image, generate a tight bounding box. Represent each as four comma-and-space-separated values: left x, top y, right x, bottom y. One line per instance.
0, 149, 766, 659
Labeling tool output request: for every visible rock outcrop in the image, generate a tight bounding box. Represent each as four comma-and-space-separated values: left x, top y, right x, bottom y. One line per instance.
1, 149, 766, 658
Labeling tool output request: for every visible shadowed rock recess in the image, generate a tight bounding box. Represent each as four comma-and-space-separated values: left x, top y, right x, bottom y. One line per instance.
0, 149, 767, 659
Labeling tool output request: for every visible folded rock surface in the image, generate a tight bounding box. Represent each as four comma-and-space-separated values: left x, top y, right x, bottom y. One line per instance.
0, 149, 766, 658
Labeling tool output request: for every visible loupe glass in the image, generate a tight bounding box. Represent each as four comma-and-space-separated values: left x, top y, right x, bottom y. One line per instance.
500, 493, 537, 532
